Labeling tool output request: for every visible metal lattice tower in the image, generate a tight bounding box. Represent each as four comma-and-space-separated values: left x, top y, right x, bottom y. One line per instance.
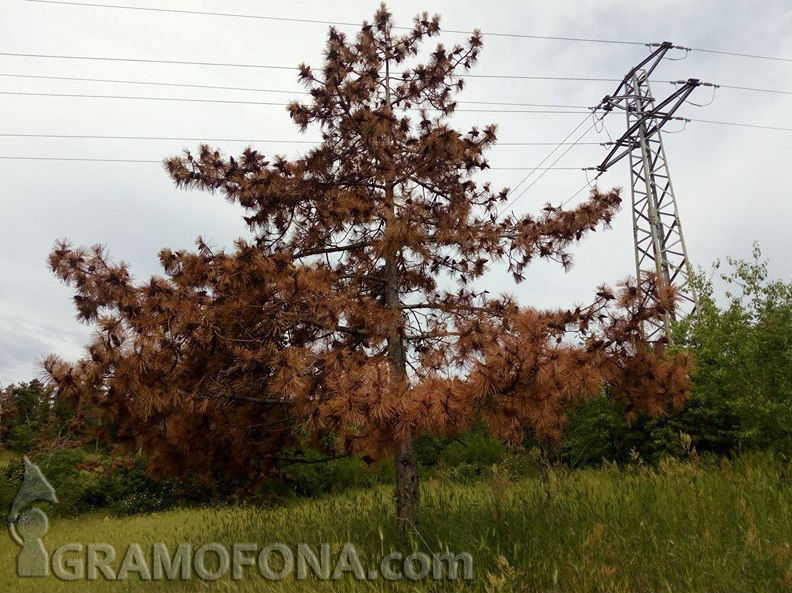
595, 42, 710, 340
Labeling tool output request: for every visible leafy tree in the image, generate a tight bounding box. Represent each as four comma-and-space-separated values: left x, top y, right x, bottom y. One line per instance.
564, 244, 792, 464
45, 5, 688, 531
677, 243, 792, 451
0, 380, 71, 452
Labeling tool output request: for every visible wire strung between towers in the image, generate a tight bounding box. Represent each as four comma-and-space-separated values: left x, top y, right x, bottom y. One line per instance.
4, 54, 790, 99
687, 118, 792, 132
17, 1, 649, 46
0, 51, 631, 83
0, 72, 595, 109
19, 0, 792, 62
0, 133, 605, 146
1, 117, 789, 167
4, 54, 792, 98
0, 155, 585, 169
503, 117, 601, 213
0, 90, 592, 113
4, 72, 792, 99
499, 113, 595, 214
561, 169, 602, 208
0, 156, 161, 162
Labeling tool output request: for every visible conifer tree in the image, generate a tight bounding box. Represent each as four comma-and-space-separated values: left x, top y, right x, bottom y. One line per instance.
46, 5, 689, 532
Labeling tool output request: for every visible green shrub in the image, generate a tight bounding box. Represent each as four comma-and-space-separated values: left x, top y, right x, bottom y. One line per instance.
563, 244, 792, 466
438, 429, 507, 466
414, 426, 508, 472
4, 424, 37, 453
285, 455, 393, 497
0, 448, 211, 517
677, 244, 792, 453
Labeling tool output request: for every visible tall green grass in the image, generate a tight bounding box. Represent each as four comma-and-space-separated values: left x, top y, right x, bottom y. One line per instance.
0, 448, 18, 468
2, 453, 792, 592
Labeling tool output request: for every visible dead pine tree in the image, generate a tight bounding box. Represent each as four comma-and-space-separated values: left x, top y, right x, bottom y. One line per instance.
46, 4, 690, 538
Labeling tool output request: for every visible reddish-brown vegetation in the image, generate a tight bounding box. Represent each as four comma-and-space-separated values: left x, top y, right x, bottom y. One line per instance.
44, 5, 689, 530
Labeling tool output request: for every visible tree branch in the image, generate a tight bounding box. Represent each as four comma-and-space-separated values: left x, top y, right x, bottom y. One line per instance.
292, 240, 372, 259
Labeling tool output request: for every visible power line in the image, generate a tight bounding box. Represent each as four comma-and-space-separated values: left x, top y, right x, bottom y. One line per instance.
491, 167, 582, 171
463, 74, 620, 81
0, 90, 286, 106
19, 0, 647, 46
503, 114, 594, 204
561, 178, 598, 208
559, 167, 604, 208
0, 72, 305, 94
0, 133, 604, 146
7, 52, 787, 92
0, 51, 627, 82
0, 133, 319, 143
498, 142, 603, 146
669, 79, 792, 97
0, 90, 591, 113
0, 51, 297, 70
0, 156, 160, 162
504, 119, 601, 211
5, 52, 787, 94
5, 72, 792, 101
19, 0, 792, 62
1, 119, 789, 166
426, 108, 589, 114
717, 84, 792, 96
687, 47, 792, 64
0, 155, 584, 169
19, 0, 367, 27
0, 73, 592, 108
688, 118, 792, 132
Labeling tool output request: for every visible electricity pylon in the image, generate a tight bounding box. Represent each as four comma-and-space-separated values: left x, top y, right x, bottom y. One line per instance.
594, 42, 710, 340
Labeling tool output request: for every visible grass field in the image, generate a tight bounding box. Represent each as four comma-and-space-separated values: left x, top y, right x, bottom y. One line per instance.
2, 453, 792, 592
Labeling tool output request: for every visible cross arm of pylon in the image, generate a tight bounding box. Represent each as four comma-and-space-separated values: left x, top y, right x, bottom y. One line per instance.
594, 78, 706, 172
597, 42, 681, 111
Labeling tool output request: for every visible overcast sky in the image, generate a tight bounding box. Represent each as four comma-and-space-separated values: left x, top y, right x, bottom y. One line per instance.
1, 0, 790, 384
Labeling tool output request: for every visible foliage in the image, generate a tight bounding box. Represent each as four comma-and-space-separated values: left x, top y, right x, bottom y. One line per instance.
564, 244, 792, 465
0, 380, 73, 453
0, 448, 218, 518
283, 456, 394, 498
42, 5, 688, 530
561, 395, 693, 466
415, 426, 506, 467
678, 242, 792, 452
0, 436, 509, 517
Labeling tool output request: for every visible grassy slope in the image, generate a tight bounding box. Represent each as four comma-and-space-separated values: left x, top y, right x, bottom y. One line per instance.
2, 454, 792, 592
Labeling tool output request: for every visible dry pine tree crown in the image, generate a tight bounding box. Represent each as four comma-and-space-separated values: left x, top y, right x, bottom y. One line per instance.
44, 5, 690, 480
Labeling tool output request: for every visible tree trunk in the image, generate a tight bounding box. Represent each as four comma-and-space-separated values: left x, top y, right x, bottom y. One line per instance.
385, 246, 420, 536
382, 32, 419, 538
395, 437, 419, 536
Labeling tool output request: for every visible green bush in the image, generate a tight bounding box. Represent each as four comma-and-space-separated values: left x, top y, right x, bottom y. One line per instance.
285, 455, 394, 497
677, 243, 792, 453
437, 429, 507, 466
563, 244, 792, 465
414, 427, 507, 469
284, 430, 509, 495
4, 424, 37, 453
0, 448, 212, 517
